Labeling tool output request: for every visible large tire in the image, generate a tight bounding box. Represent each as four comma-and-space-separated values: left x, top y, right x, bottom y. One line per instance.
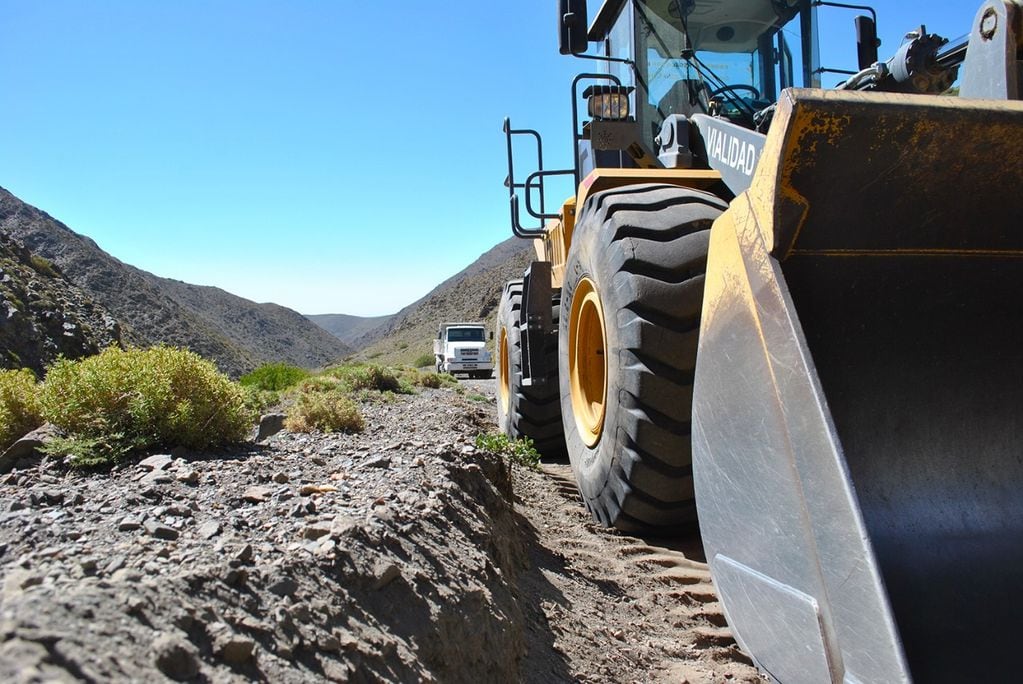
559, 184, 727, 531
496, 279, 566, 457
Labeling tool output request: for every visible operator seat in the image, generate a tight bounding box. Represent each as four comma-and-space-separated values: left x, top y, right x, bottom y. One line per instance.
657, 79, 713, 120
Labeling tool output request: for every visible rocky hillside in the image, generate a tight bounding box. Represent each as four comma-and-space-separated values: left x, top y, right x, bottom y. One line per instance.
352, 237, 534, 365
0, 187, 351, 377
0, 232, 122, 376
304, 313, 395, 348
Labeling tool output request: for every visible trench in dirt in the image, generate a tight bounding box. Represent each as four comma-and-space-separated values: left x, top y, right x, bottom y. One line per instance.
460, 377, 764, 683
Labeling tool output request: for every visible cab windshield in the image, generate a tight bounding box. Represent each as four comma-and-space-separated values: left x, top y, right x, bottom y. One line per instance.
622, 0, 816, 139
448, 328, 485, 343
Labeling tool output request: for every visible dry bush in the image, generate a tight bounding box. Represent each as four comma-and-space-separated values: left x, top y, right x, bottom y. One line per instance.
40, 346, 252, 466
418, 372, 443, 389
295, 375, 343, 393
0, 369, 43, 451
326, 364, 407, 393
412, 353, 435, 368
284, 390, 365, 434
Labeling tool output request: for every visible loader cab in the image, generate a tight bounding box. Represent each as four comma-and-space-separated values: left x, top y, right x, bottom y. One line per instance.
585, 0, 820, 151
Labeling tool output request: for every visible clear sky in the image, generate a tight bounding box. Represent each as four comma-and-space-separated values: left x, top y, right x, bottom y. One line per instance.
1, 1, 978, 316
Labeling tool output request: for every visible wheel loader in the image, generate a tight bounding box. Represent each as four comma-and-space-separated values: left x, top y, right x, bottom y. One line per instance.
497, 1, 1023, 681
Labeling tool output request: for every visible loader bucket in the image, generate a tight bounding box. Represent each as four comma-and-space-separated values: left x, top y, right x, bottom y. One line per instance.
692, 89, 1023, 684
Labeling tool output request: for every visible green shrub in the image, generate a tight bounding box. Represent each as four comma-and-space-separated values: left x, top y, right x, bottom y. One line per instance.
39, 346, 252, 466
0, 369, 43, 451
285, 390, 365, 433
295, 375, 343, 393
419, 373, 443, 389
29, 255, 59, 278
239, 362, 310, 391
413, 354, 436, 369
241, 386, 280, 414
327, 364, 408, 394
475, 432, 542, 470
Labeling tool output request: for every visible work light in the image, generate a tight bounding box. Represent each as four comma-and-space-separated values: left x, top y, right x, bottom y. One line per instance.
583, 85, 633, 120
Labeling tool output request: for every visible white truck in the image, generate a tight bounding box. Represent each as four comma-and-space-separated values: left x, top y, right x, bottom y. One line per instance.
433, 322, 493, 378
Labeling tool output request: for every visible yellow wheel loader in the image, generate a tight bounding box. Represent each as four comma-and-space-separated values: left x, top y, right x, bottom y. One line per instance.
499, 0, 1023, 681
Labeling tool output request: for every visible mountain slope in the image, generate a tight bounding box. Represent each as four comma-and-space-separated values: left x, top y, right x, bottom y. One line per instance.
0, 232, 122, 375
305, 313, 395, 348
0, 187, 350, 377
353, 237, 534, 366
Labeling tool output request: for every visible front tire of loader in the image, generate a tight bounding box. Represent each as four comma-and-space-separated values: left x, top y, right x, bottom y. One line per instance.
496, 279, 566, 457
560, 184, 726, 531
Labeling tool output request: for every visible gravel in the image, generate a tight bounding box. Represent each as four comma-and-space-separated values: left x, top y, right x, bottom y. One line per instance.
0, 378, 764, 683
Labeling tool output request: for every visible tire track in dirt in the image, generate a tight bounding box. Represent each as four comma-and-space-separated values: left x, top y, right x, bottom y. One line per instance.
513, 460, 765, 683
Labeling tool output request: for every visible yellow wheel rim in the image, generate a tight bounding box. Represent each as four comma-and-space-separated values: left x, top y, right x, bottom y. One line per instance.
498, 324, 510, 414
569, 277, 607, 447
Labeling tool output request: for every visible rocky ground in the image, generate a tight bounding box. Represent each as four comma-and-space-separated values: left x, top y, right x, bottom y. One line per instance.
0, 379, 763, 683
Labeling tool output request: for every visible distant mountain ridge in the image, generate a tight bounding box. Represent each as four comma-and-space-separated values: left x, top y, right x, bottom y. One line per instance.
349, 237, 534, 366
0, 186, 351, 377
305, 313, 395, 347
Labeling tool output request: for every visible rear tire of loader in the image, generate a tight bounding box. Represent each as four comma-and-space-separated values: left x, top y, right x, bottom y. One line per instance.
496, 279, 566, 457
560, 184, 726, 531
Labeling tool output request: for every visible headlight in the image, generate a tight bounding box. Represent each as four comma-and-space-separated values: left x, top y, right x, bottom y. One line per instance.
587, 92, 630, 120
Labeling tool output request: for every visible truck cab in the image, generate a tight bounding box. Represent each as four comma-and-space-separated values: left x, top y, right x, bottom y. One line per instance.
433, 323, 493, 378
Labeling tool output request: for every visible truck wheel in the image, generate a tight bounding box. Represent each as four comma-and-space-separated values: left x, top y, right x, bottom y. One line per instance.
496, 279, 566, 457
560, 184, 726, 531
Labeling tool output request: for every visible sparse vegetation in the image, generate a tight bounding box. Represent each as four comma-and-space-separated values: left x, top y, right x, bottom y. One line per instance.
475, 432, 542, 470
327, 364, 408, 394
28, 254, 60, 278
413, 354, 435, 368
16, 347, 454, 462
296, 375, 343, 394
0, 368, 43, 451
394, 367, 456, 390
240, 362, 310, 391
241, 386, 281, 415
39, 346, 252, 467
418, 373, 443, 389
285, 390, 365, 433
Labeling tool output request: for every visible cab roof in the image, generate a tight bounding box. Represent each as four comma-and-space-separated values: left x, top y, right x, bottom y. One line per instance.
589, 0, 801, 53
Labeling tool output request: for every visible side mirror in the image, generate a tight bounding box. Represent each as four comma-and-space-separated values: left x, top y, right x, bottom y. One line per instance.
855, 15, 880, 69
489, 331, 494, 340
558, 0, 589, 55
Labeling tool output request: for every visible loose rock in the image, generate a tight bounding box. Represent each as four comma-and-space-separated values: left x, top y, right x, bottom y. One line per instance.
152, 632, 199, 681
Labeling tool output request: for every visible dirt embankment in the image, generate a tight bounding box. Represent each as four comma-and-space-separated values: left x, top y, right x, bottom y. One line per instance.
0, 381, 762, 682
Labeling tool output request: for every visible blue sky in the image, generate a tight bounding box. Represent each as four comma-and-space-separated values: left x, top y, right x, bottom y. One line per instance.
1, 1, 977, 316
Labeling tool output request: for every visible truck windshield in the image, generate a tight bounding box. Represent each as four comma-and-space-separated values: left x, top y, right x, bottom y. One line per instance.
448, 328, 485, 342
